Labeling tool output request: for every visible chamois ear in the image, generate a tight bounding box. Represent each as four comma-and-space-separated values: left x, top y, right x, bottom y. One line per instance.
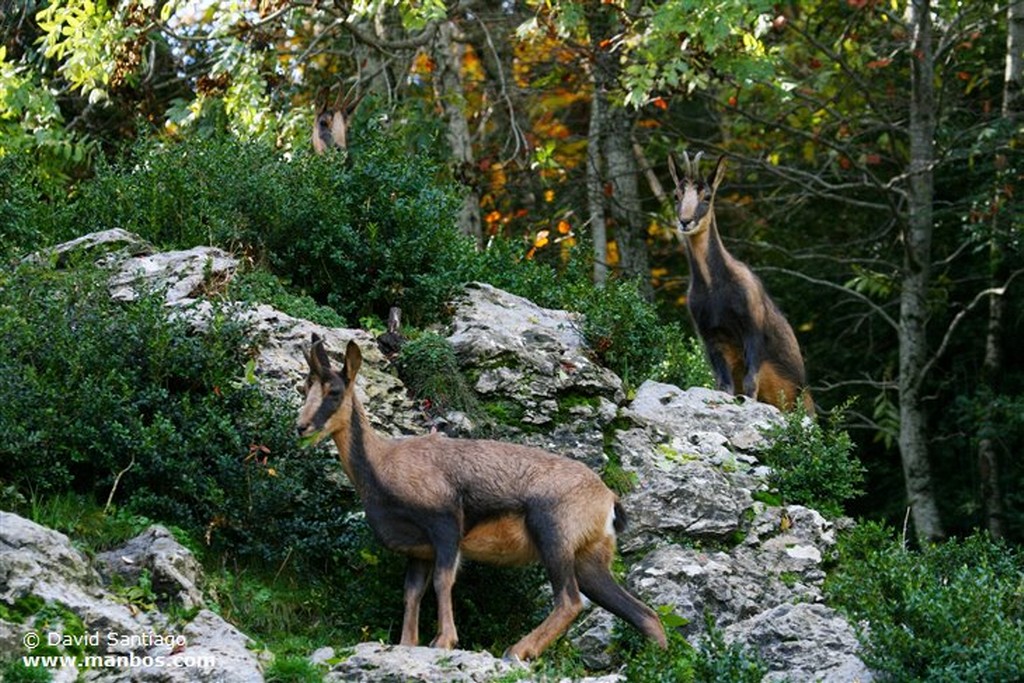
309, 333, 334, 380
709, 155, 727, 200
344, 340, 362, 383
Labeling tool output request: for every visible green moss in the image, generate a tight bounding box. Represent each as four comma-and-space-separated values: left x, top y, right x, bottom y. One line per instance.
0, 595, 45, 624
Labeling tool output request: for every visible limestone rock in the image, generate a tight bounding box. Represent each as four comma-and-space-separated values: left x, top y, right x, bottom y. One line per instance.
108, 246, 238, 305
25, 228, 153, 267
626, 382, 783, 454
323, 643, 524, 682
0, 513, 263, 682
448, 282, 624, 431
95, 526, 204, 610
725, 603, 874, 683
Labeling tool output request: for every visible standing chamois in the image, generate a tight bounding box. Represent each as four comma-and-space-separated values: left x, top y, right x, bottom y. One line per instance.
312, 87, 363, 154
296, 334, 667, 660
669, 152, 813, 414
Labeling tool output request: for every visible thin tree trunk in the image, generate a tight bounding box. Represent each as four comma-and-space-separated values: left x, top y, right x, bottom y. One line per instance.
588, 74, 608, 286
604, 103, 652, 297
899, 0, 944, 544
434, 20, 483, 247
977, 0, 1024, 538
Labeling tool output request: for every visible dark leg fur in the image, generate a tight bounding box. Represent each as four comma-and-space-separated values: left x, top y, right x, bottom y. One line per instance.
427, 520, 463, 649
401, 558, 432, 646
575, 543, 667, 648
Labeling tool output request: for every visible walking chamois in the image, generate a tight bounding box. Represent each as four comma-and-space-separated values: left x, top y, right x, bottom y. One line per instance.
295, 334, 667, 660
669, 152, 813, 414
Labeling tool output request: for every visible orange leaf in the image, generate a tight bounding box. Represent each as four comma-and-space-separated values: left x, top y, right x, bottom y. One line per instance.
557, 220, 571, 234
651, 96, 668, 110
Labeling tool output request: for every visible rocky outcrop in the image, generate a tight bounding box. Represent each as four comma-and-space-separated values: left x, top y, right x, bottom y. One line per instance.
0, 512, 263, 682
3, 232, 873, 682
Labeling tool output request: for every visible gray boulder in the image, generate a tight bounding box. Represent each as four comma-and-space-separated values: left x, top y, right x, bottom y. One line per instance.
725, 603, 874, 683
322, 643, 524, 682
448, 282, 623, 424
0, 512, 263, 682
94, 526, 204, 611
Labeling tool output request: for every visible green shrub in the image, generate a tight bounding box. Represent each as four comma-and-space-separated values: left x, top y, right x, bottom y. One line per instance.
0, 261, 353, 569
0, 660, 52, 683
63, 127, 471, 326
757, 403, 864, 517
394, 332, 477, 416
567, 279, 712, 390
827, 523, 1024, 682
615, 612, 766, 683
264, 655, 323, 683
226, 268, 347, 328
0, 153, 72, 258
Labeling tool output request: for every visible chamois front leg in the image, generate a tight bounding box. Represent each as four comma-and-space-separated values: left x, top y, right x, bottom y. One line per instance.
400, 558, 432, 646
706, 342, 736, 395
741, 332, 766, 399
429, 523, 462, 650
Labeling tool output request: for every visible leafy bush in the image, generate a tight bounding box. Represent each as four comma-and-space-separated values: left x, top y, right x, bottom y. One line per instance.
63, 126, 471, 326
827, 523, 1024, 682
0, 153, 73, 258
616, 612, 766, 683
0, 261, 353, 568
757, 404, 864, 517
226, 268, 347, 328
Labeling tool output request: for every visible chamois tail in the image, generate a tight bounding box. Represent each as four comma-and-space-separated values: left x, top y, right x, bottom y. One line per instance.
612, 501, 628, 535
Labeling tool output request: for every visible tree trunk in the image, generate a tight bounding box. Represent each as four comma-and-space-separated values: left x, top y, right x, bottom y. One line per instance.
588, 71, 608, 286
899, 0, 944, 544
603, 103, 652, 297
434, 20, 483, 247
977, 0, 1024, 538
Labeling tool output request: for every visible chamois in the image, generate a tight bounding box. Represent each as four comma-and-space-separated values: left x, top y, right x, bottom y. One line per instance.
296, 334, 667, 660
312, 87, 363, 154
669, 152, 813, 414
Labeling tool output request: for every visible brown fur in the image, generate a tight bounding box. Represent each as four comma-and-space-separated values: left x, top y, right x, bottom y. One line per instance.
668, 152, 813, 414
312, 87, 364, 154
296, 334, 667, 660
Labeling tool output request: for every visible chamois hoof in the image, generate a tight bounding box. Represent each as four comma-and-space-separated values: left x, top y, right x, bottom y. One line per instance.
429, 634, 458, 650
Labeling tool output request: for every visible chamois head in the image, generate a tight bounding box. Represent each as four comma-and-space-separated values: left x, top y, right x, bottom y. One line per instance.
296, 334, 362, 443
668, 151, 727, 236
312, 87, 364, 154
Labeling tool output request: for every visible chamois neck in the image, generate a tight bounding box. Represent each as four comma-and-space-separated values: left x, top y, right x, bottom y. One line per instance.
684, 214, 728, 285
330, 396, 385, 491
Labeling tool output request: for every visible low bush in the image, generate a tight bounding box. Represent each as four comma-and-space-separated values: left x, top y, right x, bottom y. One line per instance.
615, 612, 767, 683
827, 522, 1024, 682
0, 262, 351, 570
470, 242, 713, 391
62, 126, 471, 326
394, 332, 478, 416
757, 403, 864, 517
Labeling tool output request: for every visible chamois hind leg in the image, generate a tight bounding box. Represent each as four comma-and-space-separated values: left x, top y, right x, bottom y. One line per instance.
575, 537, 667, 648
400, 558, 432, 646
505, 516, 583, 660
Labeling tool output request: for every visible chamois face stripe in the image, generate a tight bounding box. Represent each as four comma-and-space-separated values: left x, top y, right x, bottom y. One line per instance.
310, 377, 346, 431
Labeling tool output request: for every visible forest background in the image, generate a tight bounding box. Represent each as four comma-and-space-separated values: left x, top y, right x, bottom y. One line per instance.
1, 0, 1023, 678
